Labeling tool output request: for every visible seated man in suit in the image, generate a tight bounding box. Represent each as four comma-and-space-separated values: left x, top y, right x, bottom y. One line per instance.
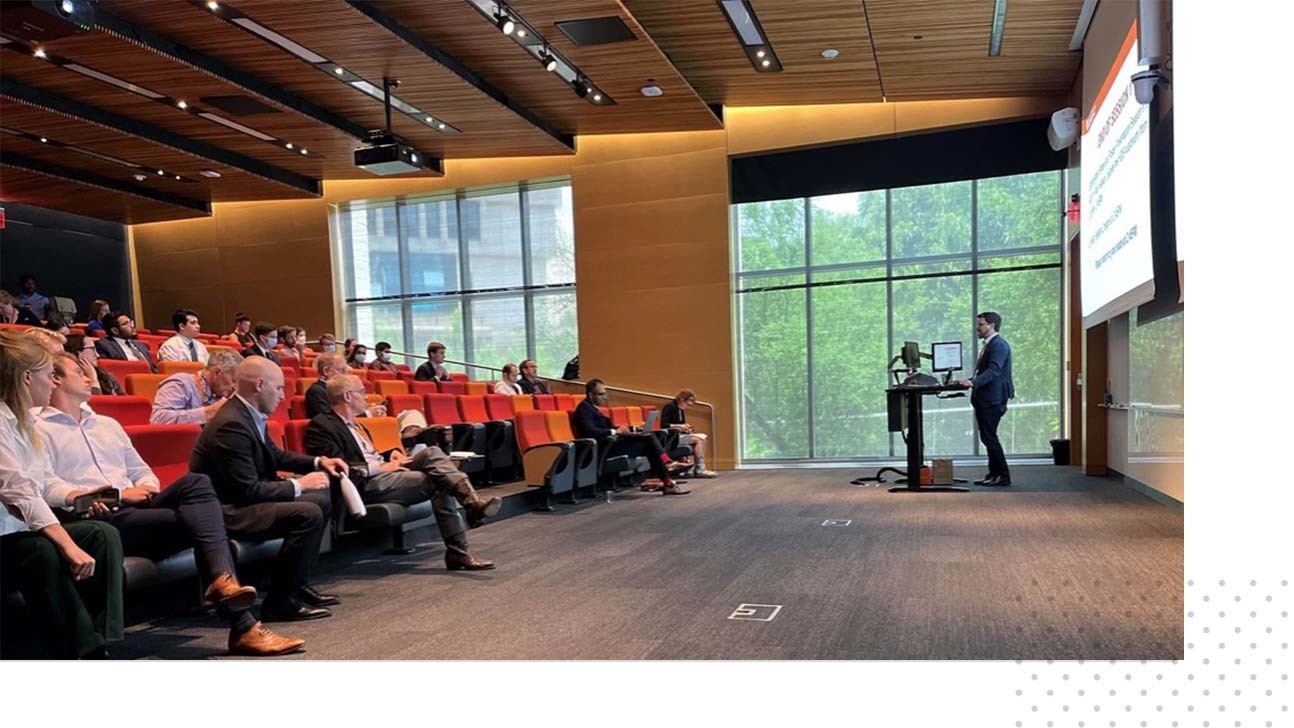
37, 352, 303, 656
414, 341, 452, 381
240, 321, 281, 365
94, 311, 157, 372
190, 356, 348, 622
150, 349, 241, 425
305, 352, 386, 420
573, 379, 688, 495
517, 359, 550, 395
303, 375, 499, 570
157, 308, 209, 364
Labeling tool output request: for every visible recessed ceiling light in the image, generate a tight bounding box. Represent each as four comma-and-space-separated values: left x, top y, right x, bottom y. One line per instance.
39, 137, 47, 143
174, 175, 182, 180
177, 100, 188, 109
299, 148, 307, 155
285, 142, 293, 149
821, 49, 839, 59
157, 169, 165, 175
60, 0, 74, 14
199, 169, 222, 178
516, 29, 527, 38
425, 116, 432, 122
761, 59, 771, 67
640, 85, 663, 97
756, 49, 766, 58
592, 93, 602, 102
438, 123, 446, 130
334, 66, 344, 75
134, 173, 148, 182
207, 0, 219, 9
34, 49, 47, 58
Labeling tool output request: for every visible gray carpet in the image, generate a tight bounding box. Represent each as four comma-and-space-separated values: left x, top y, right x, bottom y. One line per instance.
113, 465, 1184, 660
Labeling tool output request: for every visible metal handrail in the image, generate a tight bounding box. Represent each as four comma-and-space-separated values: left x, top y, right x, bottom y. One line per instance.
387, 349, 720, 466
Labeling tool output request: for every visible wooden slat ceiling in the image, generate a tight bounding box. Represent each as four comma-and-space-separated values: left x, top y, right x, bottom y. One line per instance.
624, 0, 1081, 105
0, 164, 207, 224
0, 99, 314, 202
370, 0, 722, 135
104, 0, 578, 164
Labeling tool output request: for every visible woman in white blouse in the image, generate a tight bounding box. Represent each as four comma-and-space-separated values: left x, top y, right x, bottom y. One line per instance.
494, 363, 523, 395
0, 330, 124, 658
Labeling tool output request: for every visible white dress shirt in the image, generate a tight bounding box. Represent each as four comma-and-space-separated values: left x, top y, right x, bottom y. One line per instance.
35, 403, 161, 509
494, 380, 523, 395
114, 336, 142, 361
158, 334, 209, 364
0, 402, 60, 535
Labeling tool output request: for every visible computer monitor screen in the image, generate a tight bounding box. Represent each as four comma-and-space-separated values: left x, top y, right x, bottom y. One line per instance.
901, 341, 921, 370
931, 341, 963, 372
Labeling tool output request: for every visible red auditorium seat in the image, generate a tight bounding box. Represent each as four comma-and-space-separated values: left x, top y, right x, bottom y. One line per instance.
485, 393, 513, 420
397, 370, 417, 383
457, 395, 492, 423
99, 359, 152, 381
266, 420, 286, 449
269, 395, 290, 424
409, 381, 438, 396
553, 394, 575, 411
367, 369, 397, 381
423, 394, 464, 425
123, 424, 200, 488
534, 394, 557, 411
289, 395, 309, 421
609, 407, 632, 427
89, 395, 152, 426
438, 380, 467, 396
449, 372, 469, 383
385, 394, 423, 419
284, 420, 310, 453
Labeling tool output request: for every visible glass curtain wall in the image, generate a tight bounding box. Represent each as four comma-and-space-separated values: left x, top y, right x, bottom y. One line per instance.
734, 171, 1063, 462
335, 180, 576, 378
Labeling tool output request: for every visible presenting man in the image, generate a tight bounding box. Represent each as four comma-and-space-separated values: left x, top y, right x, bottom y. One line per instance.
959, 311, 1014, 486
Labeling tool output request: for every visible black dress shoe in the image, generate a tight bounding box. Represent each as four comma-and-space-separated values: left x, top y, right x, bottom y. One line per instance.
979, 475, 1012, 487
261, 599, 332, 622
295, 586, 340, 607
974, 475, 999, 485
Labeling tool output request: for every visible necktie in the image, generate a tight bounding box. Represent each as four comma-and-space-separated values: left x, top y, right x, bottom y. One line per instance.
188, 340, 198, 362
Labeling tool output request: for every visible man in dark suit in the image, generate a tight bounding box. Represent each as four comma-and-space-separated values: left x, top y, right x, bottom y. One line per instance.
240, 321, 281, 365
190, 356, 350, 621
94, 311, 157, 372
305, 352, 387, 420
959, 311, 1015, 486
303, 374, 499, 570
413, 341, 452, 381
517, 359, 550, 395
573, 379, 688, 495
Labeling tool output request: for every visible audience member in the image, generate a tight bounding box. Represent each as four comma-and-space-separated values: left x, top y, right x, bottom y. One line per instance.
227, 313, 254, 348
37, 353, 303, 656
661, 389, 717, 478
277, 327, 300, 362
369, 341, 399, 373
306, 353, 384, 420
43, 309, 71, 336
347, 343, 368, 369
26, 327, 67, 354
414, 341, 451, 381
64, 333, 122, 396
319, 333, 338, 353
494, 363, 522, 395
293, 328, 309, 358
95, 312, 157, 372
150, 349, 241, 425
240, 322, 281, 365
0, 290, 41, 326
15, 273, 52, 321
85, 299, 111, 334
343, 337, 357, 360
517, 359, 549, 395
189, 357, 346, 622
0, 331, 123, 659
158, 308, 209, 364
304, 374, 499, 569
573, 379, 688, 495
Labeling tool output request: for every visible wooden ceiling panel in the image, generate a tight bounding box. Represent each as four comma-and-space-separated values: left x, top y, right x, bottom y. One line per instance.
0, 165, 206, 225
624, 0, 883, 106
103, 0, 576, 165
864, 0, 1082, 100
0, 99, 314, 202
370, 0, 721, 135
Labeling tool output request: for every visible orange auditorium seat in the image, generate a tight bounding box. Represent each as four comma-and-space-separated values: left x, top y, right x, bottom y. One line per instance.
296, 377, 319, 395
123, 424, 201, 488
510, 395, 535, 413
465, 382, 488, 396
534, 394, 556, 411
89, 395, 151, 426
626, 407, 645, 427
207, 344, 236, 355
367, 369, 397, 381
364, 417, 404, 453
375, 379, 408, 396
124, 374, 167, 401
158, 360, 204, 375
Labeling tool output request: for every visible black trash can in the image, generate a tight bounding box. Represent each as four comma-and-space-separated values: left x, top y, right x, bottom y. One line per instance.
1050, 438, 1071, 466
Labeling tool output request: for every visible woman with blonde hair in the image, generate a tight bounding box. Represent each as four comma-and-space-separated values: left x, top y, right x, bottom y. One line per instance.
0, 330, 124, 658
660, 388, 717, 478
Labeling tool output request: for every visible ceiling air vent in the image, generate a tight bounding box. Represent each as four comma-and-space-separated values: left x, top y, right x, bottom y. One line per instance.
554, 16, 636, 46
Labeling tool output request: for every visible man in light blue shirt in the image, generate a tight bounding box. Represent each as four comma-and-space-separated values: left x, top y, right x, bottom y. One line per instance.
15, 273, 51, 321
150, 350, 241, 425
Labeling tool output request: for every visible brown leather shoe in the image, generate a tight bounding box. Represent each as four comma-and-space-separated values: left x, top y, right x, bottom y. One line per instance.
446, 550, 496, 571
204, 572, 257, 611
661, 483, 691, 495
466, 496, 502, 528
229, 622, 305, 657
640, 479, 663, 492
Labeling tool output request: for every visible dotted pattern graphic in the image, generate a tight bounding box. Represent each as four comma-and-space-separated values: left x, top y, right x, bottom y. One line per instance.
1015, 578, 1289, 726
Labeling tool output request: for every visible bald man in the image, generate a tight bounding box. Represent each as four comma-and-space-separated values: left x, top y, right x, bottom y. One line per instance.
190, 356, 350, 623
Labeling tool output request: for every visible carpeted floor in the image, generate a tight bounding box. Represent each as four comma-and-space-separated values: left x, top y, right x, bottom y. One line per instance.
113, 465, 1184, 660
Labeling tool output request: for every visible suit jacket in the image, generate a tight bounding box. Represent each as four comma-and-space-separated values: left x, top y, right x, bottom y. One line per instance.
572, 399, 614, 440
189, 397, 317, 507
518, 377, 549, 395
305, 379, 332, 421
971, 335, 1014, 408
414, 361, 449, 381
241, 343, 281, 365
303, 411, 379, 489
94, 337, 157, 372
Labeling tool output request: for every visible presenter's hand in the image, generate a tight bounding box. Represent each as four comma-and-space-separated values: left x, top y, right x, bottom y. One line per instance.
318, 457, 349, 477
957, 379, 973, 388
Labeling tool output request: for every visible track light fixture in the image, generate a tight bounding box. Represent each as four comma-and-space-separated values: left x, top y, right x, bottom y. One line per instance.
572, 76, 590, 99
495, 6, 515, 35
539, 48, 558, 72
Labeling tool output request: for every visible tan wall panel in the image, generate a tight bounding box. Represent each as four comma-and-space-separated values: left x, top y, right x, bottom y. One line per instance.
134, 248, 222, 293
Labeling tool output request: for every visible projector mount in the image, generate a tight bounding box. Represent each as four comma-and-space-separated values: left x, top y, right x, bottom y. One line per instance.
366, 77, 404, 147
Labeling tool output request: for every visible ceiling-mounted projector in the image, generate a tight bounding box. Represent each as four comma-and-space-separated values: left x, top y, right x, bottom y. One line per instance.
355, 132, 424, 175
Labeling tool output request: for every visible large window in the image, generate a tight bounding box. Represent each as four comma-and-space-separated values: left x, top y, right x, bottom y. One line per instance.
734, 171, 1063, 462
335, 180, 576, 378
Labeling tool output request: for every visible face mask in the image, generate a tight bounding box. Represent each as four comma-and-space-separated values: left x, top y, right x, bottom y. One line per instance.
266, 336, 278, 348
355, 354, 366, 364
379, 352, 391, 362
322, 343, 336, 352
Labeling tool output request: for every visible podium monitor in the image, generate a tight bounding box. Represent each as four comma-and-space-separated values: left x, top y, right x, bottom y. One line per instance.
931, 341, 963, 373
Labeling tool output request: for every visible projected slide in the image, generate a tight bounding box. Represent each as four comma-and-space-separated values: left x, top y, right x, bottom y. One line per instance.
1081, 21, 1154, 327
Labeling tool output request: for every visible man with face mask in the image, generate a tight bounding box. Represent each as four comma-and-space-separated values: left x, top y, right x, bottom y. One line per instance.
369, 341, 400, 374
319, 333, 337, 353
150, 349, 242, 424
240, 322, 281, 365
